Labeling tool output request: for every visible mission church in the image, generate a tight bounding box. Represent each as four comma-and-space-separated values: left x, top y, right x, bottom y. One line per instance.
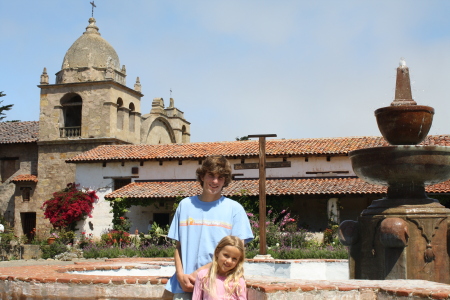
3, 16, 450, 240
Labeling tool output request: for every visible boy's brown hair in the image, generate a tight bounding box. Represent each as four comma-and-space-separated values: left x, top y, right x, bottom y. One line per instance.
196, 155, 232, 188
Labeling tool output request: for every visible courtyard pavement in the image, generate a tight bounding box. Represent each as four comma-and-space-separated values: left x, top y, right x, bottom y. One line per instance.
0, 258, 106, 267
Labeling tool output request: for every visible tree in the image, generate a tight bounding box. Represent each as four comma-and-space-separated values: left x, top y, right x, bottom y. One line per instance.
235, 136, 249, 141
0, 91, 13, 121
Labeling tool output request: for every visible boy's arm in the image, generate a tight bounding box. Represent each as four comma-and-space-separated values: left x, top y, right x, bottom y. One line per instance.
175, 241, 196, 292
191, 262, 211, 280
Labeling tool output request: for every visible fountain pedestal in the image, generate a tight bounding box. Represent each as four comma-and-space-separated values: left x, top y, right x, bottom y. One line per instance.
346, 201, 450, 283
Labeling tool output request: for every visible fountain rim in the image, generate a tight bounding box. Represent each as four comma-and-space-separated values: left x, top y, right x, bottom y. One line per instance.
349, 145, 450, 157
374, 105, 435, 115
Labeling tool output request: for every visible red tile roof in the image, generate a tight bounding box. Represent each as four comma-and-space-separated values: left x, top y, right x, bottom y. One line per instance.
105, 177, 450, 199
0, 121, 39, 144
10, 174, 38, 183
67, 135, 450, 163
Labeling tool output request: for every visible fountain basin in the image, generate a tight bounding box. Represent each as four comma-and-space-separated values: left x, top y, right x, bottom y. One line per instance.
350, 145, 450, 187
69, 259, 348, 281
375, 105, 434, 145
1, 258, 450, 299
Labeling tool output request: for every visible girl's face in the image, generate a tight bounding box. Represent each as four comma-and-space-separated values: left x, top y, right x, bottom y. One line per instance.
216, 245, 241, 276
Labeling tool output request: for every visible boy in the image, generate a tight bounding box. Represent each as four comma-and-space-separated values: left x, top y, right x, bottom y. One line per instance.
165, 156, 254, 300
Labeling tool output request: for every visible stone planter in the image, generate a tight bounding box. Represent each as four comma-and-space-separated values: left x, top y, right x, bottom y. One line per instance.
22, 245, 41, 260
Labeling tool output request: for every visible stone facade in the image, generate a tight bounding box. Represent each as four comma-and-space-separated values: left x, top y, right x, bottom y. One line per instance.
141, 97, 190, 144
1, 17, 191, 237
39, 81, 143, 144
0, 143, 38, 227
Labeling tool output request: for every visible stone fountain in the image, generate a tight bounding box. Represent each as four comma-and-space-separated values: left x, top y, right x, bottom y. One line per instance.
339, 59, 450, 283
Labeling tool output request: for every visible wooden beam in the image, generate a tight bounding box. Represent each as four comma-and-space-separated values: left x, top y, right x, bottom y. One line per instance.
234, 161, 291, 170
248, 134, 277, 256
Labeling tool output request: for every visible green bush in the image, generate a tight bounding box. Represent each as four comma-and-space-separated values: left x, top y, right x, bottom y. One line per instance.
41, 242, 67, 259
140, 245, 175, 258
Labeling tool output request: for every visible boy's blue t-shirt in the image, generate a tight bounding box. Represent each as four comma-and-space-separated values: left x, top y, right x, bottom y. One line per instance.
165, 195, 254, 294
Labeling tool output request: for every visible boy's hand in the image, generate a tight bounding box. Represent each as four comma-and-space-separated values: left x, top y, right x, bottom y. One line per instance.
177, 273, 195, 292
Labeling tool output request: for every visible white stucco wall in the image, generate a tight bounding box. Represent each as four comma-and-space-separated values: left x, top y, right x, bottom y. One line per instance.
75, 164, 116, 238
132, 156, 354, 181
126, 202, 174, 233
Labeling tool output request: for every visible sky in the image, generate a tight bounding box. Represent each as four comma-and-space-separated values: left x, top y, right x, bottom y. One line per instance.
2, 1, 450, 143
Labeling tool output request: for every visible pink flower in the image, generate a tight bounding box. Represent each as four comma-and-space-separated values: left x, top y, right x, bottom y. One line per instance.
247, 213, 254, 217
281, 210, 286, 214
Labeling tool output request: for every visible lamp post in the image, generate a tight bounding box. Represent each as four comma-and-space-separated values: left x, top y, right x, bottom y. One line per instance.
248, 134, 277, 256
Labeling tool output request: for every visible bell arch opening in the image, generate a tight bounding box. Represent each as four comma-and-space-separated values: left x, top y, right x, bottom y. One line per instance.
117, 98, 124, 130
129, 102, 135, 132
60, 93, 82, 137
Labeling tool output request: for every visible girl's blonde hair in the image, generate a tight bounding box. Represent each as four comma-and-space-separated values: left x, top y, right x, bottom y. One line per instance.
201, 235, 245, 298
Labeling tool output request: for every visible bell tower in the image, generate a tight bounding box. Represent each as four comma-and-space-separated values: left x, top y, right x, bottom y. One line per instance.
30, 18, 144, 234
39, 17, 143, 144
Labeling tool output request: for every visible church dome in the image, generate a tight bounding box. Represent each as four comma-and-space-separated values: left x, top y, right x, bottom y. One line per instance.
61, 18, 120, 70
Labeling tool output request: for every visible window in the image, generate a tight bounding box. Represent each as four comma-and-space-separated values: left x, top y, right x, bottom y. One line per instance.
114, 178, 131, 191
22, 187, 31, 201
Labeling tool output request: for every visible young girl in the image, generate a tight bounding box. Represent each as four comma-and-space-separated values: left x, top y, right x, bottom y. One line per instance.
192, 235, 247, 300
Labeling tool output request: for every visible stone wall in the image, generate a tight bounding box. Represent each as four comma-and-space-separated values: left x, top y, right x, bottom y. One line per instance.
19, 140, 119, 236
0, 143, 38, 226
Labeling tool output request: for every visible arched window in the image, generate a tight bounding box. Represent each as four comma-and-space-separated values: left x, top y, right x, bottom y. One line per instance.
129, 102, 135, 132
60, 93, 82, 137
182, 125, 188, 143
117, 98, 124, 130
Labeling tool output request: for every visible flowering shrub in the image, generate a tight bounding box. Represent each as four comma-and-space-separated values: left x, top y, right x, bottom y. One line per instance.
101, 230, 131, 246
78, 232, 94, 249
139, 222, 172, 246
323, 225, 339, 245
42, 183, 98, 228
114, 216, 131, 232
247, 209, 310, 250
